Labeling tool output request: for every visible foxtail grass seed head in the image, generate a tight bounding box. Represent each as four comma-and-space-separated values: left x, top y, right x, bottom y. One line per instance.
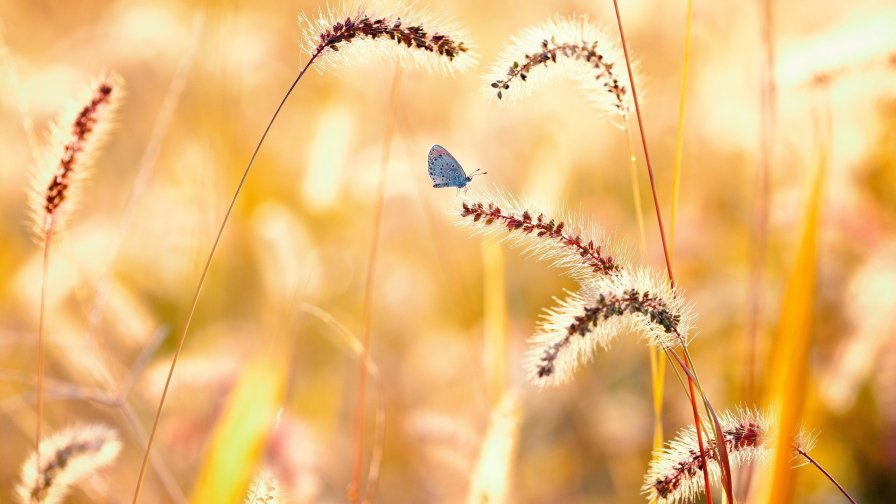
299, 2, 476, 74
484, 15, 633, 116
642, 409, 817, 504
15, 423, 122, 504
457, 191, 691, 386
244, 469, 283, 504
525, 268, 692, 386
459, 192, 620, 283
29, 74, 122, 237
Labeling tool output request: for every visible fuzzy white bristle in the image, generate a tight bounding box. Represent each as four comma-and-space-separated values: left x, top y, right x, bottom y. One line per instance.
483, 15, 635, 117
298, 1, 477, 75
642, 408, 817, 504
16, 423, 122, 504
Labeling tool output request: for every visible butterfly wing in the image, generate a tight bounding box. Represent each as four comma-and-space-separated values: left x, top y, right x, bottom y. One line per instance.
428, 144, 468, 188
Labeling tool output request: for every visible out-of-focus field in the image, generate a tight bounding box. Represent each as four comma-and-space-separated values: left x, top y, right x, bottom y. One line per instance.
1, 0, 894, 502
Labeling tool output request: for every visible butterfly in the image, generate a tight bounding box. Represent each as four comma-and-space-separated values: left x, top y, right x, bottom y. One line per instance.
427, 144, 486, 189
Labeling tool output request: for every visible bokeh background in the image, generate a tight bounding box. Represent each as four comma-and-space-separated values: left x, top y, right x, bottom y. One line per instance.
1, 0, 895, 502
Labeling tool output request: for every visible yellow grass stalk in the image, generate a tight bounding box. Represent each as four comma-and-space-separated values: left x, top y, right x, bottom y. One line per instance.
649, 343, 666, 459
189, 351, 287, 504
609, 1, 732, 499
750, 107, 827, 504
623, 122, 648, 260
482, 240, 508, 403
669, 0, 693, 267
465, 389, 523, 504
656, 0, 693, 486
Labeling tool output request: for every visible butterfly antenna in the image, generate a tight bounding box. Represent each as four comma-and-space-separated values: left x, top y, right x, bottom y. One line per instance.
470, 168, 487, 177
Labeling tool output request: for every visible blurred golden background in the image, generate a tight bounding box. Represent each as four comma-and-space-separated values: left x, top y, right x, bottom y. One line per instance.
0, 0, 894, 502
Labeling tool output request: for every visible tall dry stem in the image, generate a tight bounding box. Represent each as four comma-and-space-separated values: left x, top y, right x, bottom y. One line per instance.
133, 7, 474, 501
29, 75, 120, 496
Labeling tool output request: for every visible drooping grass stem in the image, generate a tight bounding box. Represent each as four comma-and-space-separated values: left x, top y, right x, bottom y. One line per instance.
132, 49, 324, 503
609, 1, 734, 501
796, 449, 857, 504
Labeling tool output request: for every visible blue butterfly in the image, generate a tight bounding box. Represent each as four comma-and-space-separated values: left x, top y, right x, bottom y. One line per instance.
428, 144, 486, 189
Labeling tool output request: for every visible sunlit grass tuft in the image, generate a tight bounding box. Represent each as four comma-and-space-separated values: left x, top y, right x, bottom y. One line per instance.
16, 424, 122, 504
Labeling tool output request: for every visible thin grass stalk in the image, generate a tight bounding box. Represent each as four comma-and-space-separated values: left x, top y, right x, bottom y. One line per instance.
669, 0, 693, 266
0, 359, 183, 502
297, 303, 386, 504
483, 239, 508, 403
351, 65, 402, 504
115, 399, 186, 503
613, 24, 667, 488
656, 0, 744, 492
643, 408, 823, 504
649, 343, 666, 468
85, 12, 204, 359
32, 76, 119, 497
136, 9, 473, 497
623, 122, 647, 259
678, 346, 737, 501
610, 1, 673, 282
746, 0, 777, 406
35, 228, 51, 491
624, 115, 666, 482
795, 449, 857, 504
56, 36, 204, 501
624, 112, 667, 487
752, 76, 830, 504
609, 2, 729, 501
132, 49, 324, 504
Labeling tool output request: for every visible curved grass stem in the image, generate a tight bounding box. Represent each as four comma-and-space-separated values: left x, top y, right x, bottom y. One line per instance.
796, 448, 857, 504
131, 49, 324, 503
610, 2, 735, 501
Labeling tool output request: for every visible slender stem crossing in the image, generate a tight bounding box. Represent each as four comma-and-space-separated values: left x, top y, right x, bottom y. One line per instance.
797, 449, 857, 504
35, 227, 53, 495
609, 2, 734, 502
132, 50, 323, 503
